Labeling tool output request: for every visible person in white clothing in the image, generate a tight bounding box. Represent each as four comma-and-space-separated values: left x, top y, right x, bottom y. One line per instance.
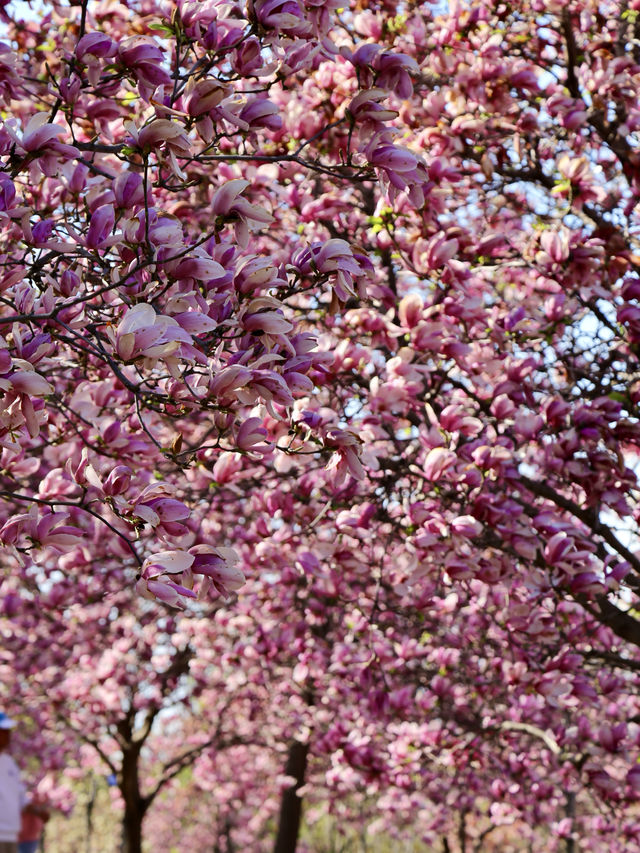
0, 712, 25, 853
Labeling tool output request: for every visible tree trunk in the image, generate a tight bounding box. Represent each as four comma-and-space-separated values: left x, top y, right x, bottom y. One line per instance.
121, 804, 144, 853
120, 745, 147, 853
565, 791, 576, 853
272, 740, 309, 853
86, 774, 96, 853
458, 810, 467, 853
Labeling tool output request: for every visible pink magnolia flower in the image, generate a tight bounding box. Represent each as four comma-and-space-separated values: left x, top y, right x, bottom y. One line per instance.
0, 368, 53, 437
570, 571, 603, 594
544, 531, 574, 565
141, 549, 194, 578
118, 36, 171, 98
423, 233, 459, 270
277, 40, 321, 76
211, 451, 243, 484
137, 549, 200, 605
136, 577, 197, 607
291, 239, 370, 302
342, 44, 419, 97
367, 140, 427, 202
128, 120, 191, 179
627, 766, 640, 794
103, 466, 133, 497
439, 404, 482, 436
537, 228, 571, 264
247, 371, 295, 412
33, 511, 83, 550
0, 507, 82, 552
234, 256, 279, 294
137, 545, 245, 607
0, 171, 15, 210
348, 89, 399, 125
239, 99, 282, 131
85, 204, 115, 249
57, 75, 81, 104
173, 310, 218, 336
283, 370, 313, 394
171, 255, 226, 282
83, 457, 133, 499
110, 303, 193, 362
76, 32, 118, 86
210, 179, 274, 248
113, 172, 146, 209
134, 495, 191, 536
398, 293, 424, 329
555, 154, 607, 207
20, 114, 72, 153
231, 37, 270, 76
236, 416, 270, 454
450, 515, 481, 538
423, 447, 455, 481
254, 0, 312, 36
8, 113, 79, 176
76, 32, 118, 61
587, 767, 619, 797
2, 369, 52, 396
325, 429, 365, 482
184, 79, 229, 117
189, 544, 245, 599
242, 297, 293, 336
209, 365, 253, 400
370, 144, 420, 174
374, 51, 420, 98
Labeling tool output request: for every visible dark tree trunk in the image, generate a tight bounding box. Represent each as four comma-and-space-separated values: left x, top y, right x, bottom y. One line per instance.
458, 810, 468, 853
565, 791, 576, 853
272, 740, 309, 853
85, 774, 97, 853
120, 745, 148, 853
122, 804, 144, 853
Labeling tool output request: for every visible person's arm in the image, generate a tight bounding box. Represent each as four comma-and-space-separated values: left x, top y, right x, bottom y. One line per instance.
22, 787, 50, 822
22, 803, 49, 821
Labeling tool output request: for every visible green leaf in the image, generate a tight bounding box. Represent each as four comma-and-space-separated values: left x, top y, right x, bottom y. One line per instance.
148, 21, 174, 34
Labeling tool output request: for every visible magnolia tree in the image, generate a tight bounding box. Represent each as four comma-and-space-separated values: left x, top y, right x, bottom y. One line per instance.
4, 0, 640, 849
5, 536, 640, 853
136, 472, 640, 853
1, 577, 290, 852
